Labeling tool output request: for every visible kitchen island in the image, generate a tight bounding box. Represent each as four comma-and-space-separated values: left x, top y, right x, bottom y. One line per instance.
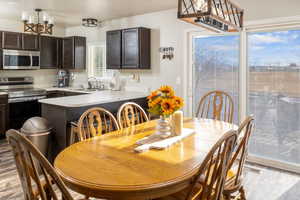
39, 90, 148, 162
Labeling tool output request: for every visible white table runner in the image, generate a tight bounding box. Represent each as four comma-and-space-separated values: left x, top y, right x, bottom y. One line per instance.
134, 128, 195, 153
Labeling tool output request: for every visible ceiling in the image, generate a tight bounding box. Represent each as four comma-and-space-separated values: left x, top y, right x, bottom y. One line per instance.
0, 0, 300, 27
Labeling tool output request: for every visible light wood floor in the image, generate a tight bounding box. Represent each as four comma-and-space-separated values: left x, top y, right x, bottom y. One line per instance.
0, 139, 299, 200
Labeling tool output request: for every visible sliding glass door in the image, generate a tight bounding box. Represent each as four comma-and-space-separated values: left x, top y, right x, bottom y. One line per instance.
192, 35, 240, 123
191, 29, 300, 173
248, 30, 300, 168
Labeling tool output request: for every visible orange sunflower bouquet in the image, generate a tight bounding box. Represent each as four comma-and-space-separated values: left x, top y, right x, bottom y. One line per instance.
147, 86, 184, 118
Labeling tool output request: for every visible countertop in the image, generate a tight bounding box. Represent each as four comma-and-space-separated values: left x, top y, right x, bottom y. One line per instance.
0, 92, 7, 96
39, 90, 148, 108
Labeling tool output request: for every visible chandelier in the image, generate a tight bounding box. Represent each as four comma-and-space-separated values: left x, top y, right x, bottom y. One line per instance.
21, 8, 54, 35
178, 0, 243, 32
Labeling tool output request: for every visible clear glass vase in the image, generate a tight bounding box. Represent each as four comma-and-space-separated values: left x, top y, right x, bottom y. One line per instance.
156, 116, 172, 138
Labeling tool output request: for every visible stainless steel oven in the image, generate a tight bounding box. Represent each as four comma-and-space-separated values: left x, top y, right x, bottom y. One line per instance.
0, 77, 46, 129
3, 50, 40, 70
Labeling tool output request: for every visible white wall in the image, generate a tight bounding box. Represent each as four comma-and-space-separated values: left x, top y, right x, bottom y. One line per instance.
66, 9, 201, 99
0, 19, 66, 88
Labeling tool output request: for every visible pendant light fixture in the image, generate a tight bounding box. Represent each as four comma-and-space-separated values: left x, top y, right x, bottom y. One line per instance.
177, 0, 244, 32
21, 8, 54, 35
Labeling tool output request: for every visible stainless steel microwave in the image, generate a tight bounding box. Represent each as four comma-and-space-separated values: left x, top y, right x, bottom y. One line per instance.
3, 50, 40, 70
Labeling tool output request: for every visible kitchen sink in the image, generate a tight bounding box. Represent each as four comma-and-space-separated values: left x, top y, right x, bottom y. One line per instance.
71, 88, 105, 92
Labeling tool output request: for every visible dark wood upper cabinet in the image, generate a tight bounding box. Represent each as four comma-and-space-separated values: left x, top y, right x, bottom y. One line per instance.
74, 36, 86, 69
57, 38, 62, 68
62, 37, 74, 69
40, 36, 61, 69
62, 36, 86, 70
22, 34, 39, 50
106, 30, 122, 69
106, 27, 150, 70
122, 28, 139, 69
2, 31, 22, 49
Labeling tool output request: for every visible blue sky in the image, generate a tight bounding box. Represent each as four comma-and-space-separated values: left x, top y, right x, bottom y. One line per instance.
248, 30, 300, 66
194, 30, 300, 67
194, 35, 239, 66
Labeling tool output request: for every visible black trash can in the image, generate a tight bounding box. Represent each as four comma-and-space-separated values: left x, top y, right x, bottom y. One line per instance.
20, 117, 52, 157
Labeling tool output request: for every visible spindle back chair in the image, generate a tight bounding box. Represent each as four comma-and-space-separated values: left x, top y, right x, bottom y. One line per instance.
6, 129, 74, 200
157, 130, 238, 200
196, 90, 234, 123
77, 107, 120, 141
223, 116, 255, 200
117, 102, 149, 129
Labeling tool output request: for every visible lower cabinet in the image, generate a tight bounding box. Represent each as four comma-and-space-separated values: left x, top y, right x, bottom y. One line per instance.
0, 95, 8, 138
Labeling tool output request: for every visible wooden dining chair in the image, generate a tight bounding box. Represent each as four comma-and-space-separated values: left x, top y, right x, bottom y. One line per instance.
196, 90, 234, 123
6, 129, 74, 200
156, 130, 238, 200
117, 102, 149, 129
76, 107, 120, 142
223, 116, 254, 200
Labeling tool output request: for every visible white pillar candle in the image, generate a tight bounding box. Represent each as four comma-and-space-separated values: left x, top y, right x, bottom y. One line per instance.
172, 111, 183, 136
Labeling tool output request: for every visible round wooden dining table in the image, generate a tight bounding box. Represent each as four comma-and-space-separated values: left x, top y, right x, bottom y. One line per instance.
54, 118, 237, 200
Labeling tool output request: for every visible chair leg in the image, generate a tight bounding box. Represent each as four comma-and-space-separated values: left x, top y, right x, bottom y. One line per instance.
239, 186, 246, 200
70, 126, 76, 146
223, 194, 231, 200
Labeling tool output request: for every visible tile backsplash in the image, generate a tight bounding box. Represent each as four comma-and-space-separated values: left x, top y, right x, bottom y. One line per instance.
0, 69, 57, 87
0, 69, 88, 88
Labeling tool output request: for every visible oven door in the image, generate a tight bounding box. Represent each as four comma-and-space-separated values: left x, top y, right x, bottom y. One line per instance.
3, 50, 40, 70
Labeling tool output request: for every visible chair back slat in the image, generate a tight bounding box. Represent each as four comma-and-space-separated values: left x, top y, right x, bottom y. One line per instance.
227, 116, 254, 188
117, 102, 149, 129
6, 129, 74, 200
197, 90, 234, 123
77, 107, 120, 142
186, 130, 237, 200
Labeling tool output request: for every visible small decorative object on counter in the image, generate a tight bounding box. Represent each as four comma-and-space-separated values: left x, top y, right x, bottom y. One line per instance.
171, 111, 183, 136
147, 86, 184, 138
109, 71, 122, 91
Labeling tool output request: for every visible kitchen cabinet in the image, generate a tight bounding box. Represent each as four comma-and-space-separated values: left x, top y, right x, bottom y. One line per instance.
62, 36, 86, 70
106, 27, 150, 69
122, 28, 150, 69
22, 34, 39, 50
40, 36, 62, 69
2, 31, 22, 49
0, 29, 86, 69
2, 32, 39, 50
0, 94, 8, 138
106, 30, 122, 69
